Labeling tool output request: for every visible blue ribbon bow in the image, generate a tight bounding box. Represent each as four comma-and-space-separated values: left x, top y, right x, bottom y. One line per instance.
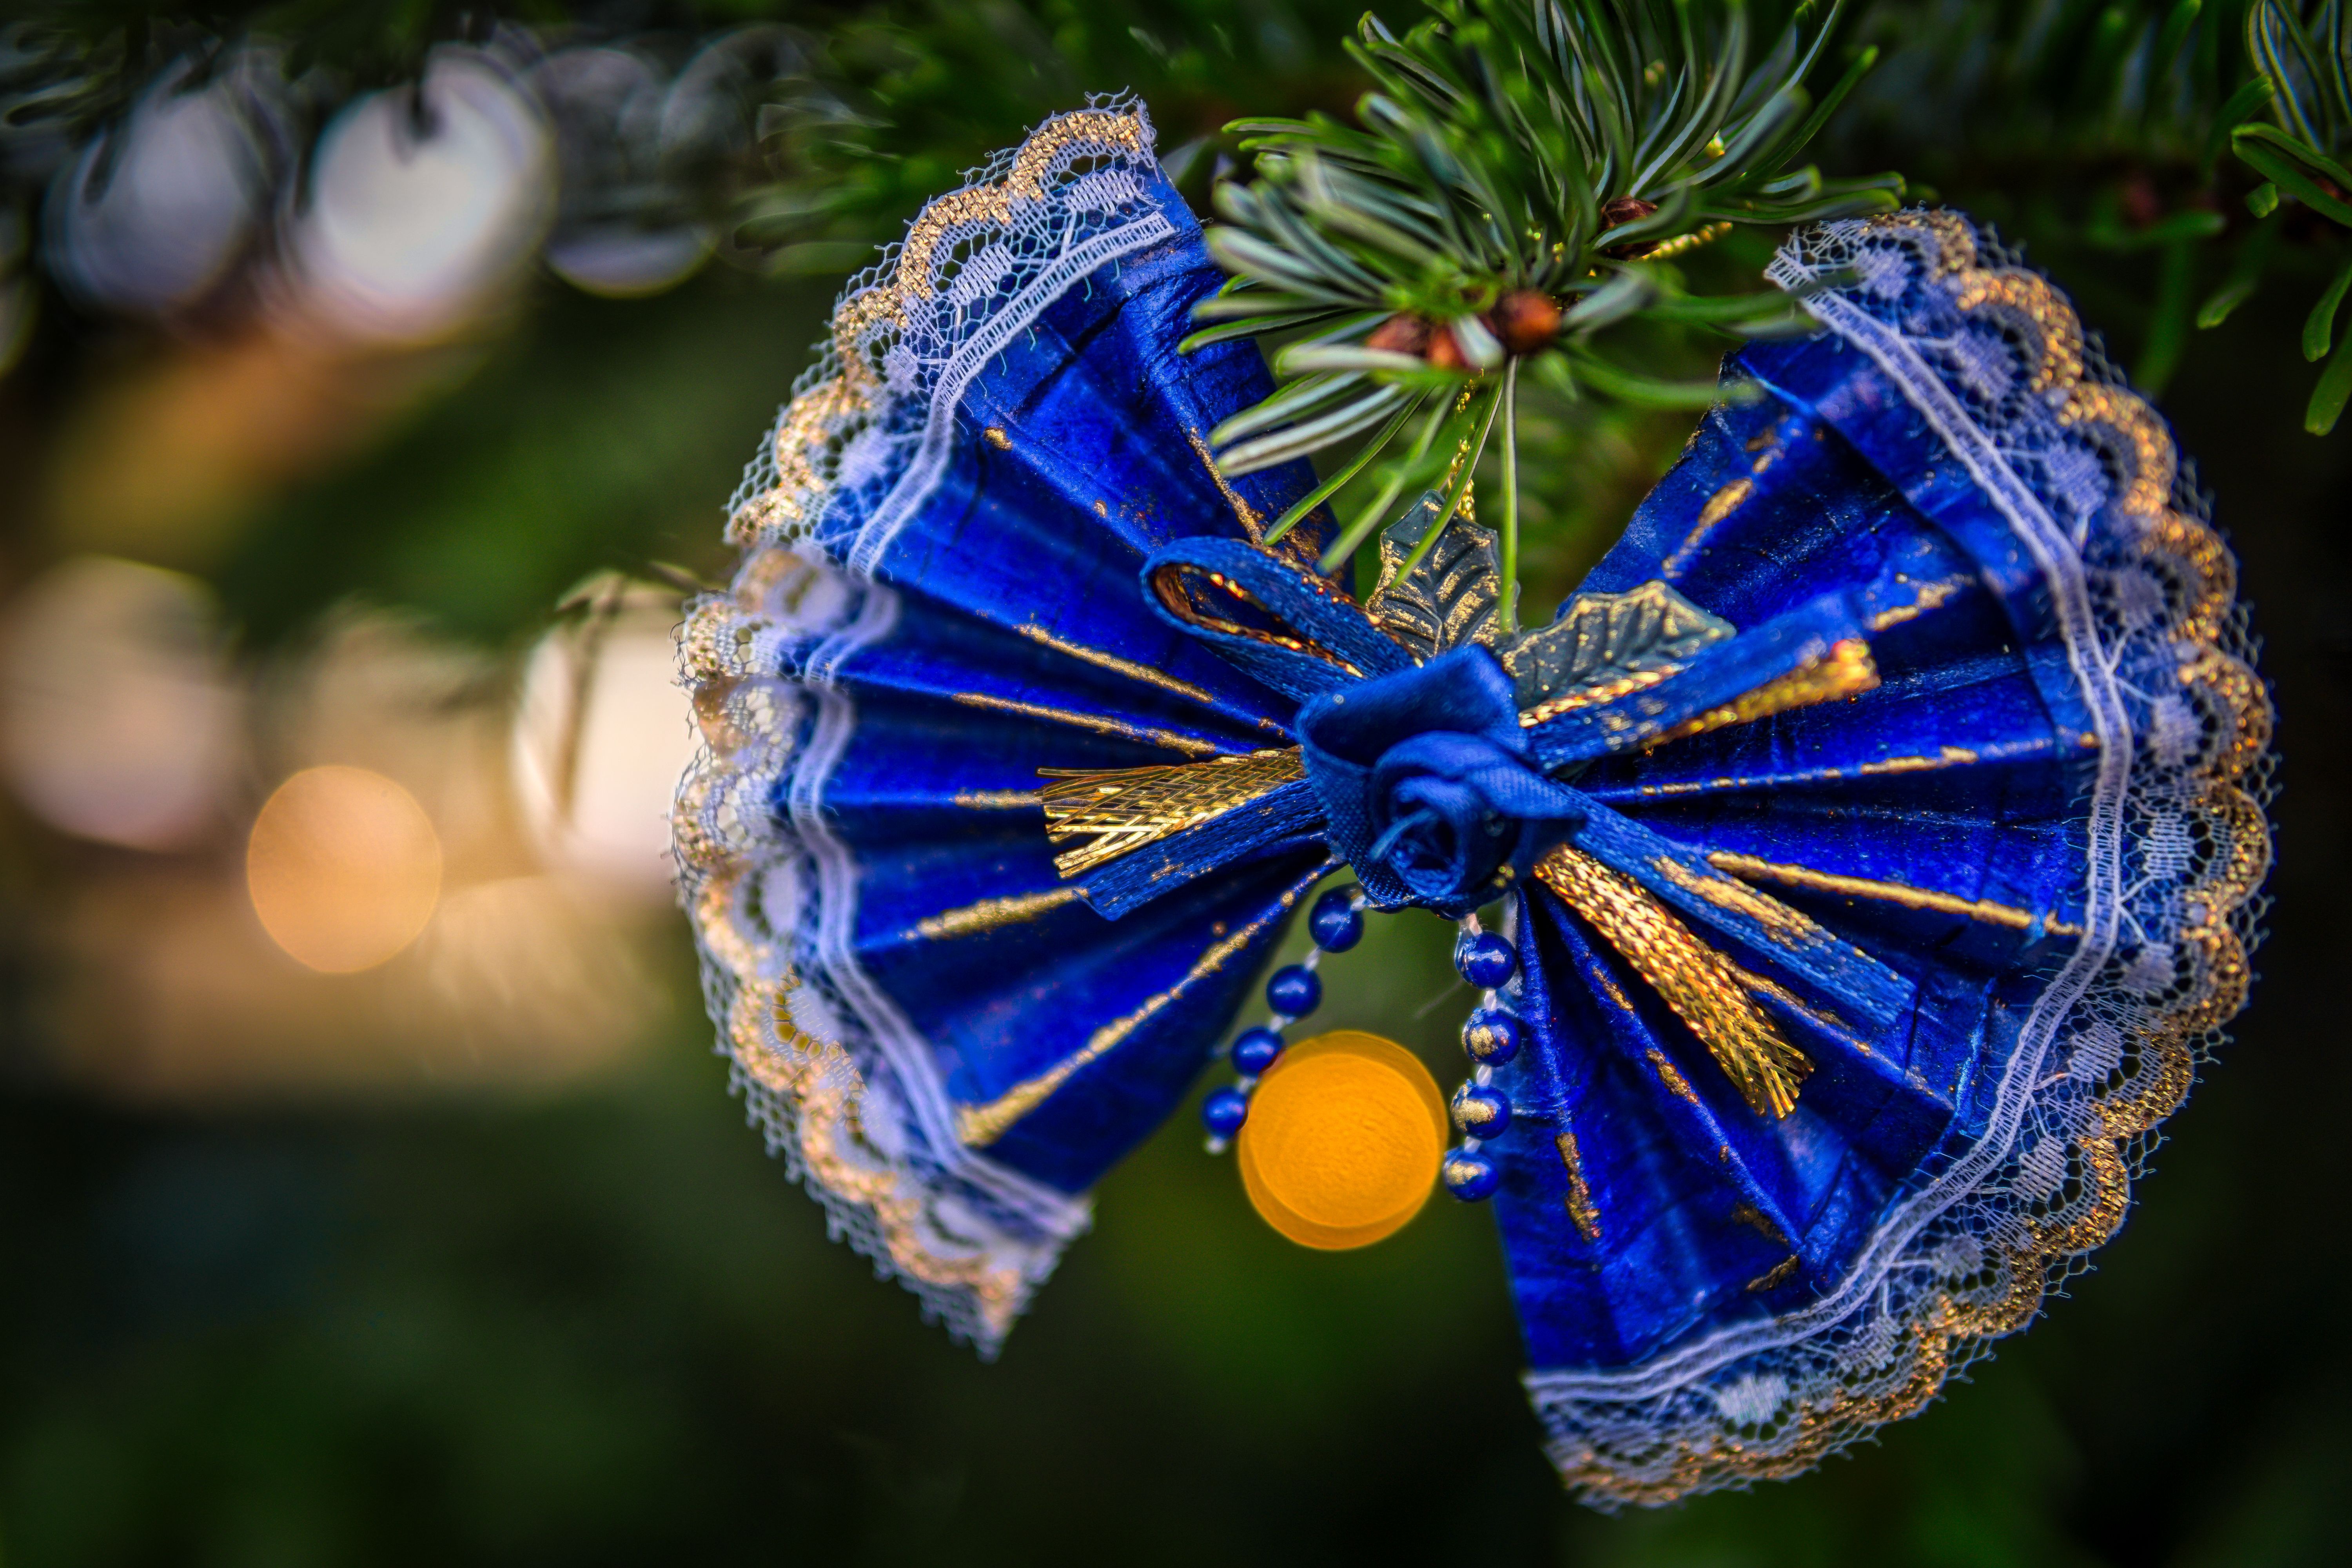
1094, 535, 1911, 1033
1294, 645, 1586, 917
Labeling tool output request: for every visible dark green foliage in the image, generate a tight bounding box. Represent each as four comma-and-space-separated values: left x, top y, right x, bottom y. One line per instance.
726, 2, 1370, 270
2237, 0, 2352, 428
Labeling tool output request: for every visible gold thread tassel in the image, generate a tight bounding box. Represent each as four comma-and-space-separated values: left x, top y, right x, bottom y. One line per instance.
1038, 748, 1307, 879
1533, 844, 1813, 1119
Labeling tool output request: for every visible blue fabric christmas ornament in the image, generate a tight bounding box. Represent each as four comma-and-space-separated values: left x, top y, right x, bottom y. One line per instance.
674, 103, 2272, 1504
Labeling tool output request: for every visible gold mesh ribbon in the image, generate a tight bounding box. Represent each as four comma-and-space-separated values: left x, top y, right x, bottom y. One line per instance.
1039, 748, 1307, 879
1533, 844, 1812, 1119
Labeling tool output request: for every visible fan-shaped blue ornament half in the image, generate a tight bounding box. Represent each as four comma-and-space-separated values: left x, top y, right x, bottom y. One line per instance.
675, 103, 2270, 1504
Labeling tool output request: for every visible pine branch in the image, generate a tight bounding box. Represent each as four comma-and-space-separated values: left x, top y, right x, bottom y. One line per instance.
2232, 0, 2352, 430
1191, 0, 1903, 586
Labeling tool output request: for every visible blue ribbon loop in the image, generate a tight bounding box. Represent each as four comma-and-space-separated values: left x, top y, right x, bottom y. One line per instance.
1114, 539, 1908, 1021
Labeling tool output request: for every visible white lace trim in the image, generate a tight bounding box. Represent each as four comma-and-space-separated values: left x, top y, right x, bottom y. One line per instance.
1525, 211, 2270, 1503
675, 98, 1176, 1352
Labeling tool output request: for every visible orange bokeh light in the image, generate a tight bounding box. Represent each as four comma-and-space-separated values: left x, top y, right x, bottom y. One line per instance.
247, 764, 443, 973
1236, 1031, 1447, 1251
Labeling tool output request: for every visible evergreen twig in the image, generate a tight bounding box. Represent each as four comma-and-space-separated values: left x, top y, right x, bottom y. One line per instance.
1189, 0, 1904, 581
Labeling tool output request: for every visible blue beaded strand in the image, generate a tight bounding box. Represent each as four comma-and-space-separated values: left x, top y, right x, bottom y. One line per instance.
1307, 886, 1365, 952
1461, 1007, 1520, 1066
1230, 1026, 1283, 1077
1451, 1082, 1513, 1137
1200, 1086, 1250, 1139
1442, 909, 1522, 1201
1454, 928, 1517, 989
1204, 890, 1356, 1154
1265, 963, 1321, 1017
1442, 1147, 1502, 1201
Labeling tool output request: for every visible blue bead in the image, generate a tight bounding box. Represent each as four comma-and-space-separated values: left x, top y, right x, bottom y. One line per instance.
1265, 963, 1321, 1017
1455, 930, 1517, 989
1451, 1083, 1513, 1137
1461, 1007, 1521, 1065
1308, 887, 1365, 952
1201, 1086, 1250, 1138
1443, 1147, 1502, 1201
1230, 1027, 1283, 1076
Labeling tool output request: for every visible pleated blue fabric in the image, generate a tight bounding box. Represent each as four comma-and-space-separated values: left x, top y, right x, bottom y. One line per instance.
675, 107, 2270, 1503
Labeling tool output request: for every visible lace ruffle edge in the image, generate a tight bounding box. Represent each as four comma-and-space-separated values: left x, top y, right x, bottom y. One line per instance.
671, 97, 1173, 1354
1527, 210, 2272, 1506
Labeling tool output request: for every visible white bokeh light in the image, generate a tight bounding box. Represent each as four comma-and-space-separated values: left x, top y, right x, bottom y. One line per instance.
45, 56, 284, 315
535, 46, 712, 298
288, 49, 554, 342
511, 583, 700, 897
0, 557, 244, 850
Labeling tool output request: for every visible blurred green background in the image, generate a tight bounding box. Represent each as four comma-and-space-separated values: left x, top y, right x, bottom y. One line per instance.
0, 3, 2347, 1564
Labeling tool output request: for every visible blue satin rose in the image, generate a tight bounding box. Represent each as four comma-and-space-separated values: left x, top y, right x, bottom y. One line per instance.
1296, 646, 1589, 916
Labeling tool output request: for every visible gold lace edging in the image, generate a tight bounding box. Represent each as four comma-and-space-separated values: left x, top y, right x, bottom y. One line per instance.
676, 103, 1165, 1350
724, 102, 1155, 548
1548, 210, 2275, 1507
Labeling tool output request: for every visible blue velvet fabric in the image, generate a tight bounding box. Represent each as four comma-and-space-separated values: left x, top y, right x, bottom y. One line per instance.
788, 166, 2142, 1383
795, 164, 1341, 1199
1482, 333, 2099, 1373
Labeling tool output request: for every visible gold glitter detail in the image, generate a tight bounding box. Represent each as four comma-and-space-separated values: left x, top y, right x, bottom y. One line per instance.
1537, 846, 1812, 1120
1517, 662, 1679, 726
1039, 748, 1305, 878
1187, 429, 1265, 539
1746, 1255, 1802, 1292
1655, 853, 1855, 953
896, 108, 1154, 303
949, 691, 1221, 757
2140, 509, 2236, 646
829, 286, 905, 387
1559, 212, 2275, 1508
913, 886, 1083, 941
697, 869, 1026, 1341
1951, 269, 2083, 396
956, 879, 1309, 1145
731, 376, 867, 542
1147, 562, 1368, 678
1643, 638, 1880, 750
1662, 479, 1755, 578
1867, 573, 1974, 630
1557, 1130, 1602, 1243
2058, 385, 2175, 519
898, 186, 1015, 302
1014, 621, 1223, 708
1913, 209, 1979, 275
672, 105, 1325, 1354
984, 426, 1012, 450
1629, 745, 1999, 797
1646, 1047, 1702, 1106
1704, 851, 2085, 939
954, 789, 1042, 809
1596, 968, 1635, 1012
2179, 647, 2272, 781
2187, 782, 2272, 924
1730, 1200, 1789, 1244
1858, 746, 1982, 775
1557, 1321, 1953, 1504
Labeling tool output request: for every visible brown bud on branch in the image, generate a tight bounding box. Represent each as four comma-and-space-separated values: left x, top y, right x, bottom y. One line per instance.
1599, 195, 1661, 258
